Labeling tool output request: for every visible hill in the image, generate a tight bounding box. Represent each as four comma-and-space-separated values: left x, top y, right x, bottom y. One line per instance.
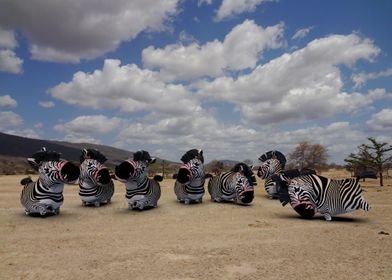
0, 132, 136, 175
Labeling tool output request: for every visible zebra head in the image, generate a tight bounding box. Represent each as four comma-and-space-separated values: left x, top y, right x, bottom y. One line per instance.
176, 149, 205, 184
115, 150, 155, 183
257, 151, 286, 179
232, 172, 254, 204
80, 149, 112, 186
286, 178, 316, 219
28, 148, 80, 187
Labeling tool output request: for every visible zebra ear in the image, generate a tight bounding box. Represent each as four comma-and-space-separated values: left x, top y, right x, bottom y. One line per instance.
27, 158, 40, 171
150, 158, 156, 164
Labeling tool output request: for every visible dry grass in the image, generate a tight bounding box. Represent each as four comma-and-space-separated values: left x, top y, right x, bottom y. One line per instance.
1, 172, 391, 280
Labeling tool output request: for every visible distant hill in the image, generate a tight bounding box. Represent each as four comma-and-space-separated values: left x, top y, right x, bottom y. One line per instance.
0, 132, 136, 175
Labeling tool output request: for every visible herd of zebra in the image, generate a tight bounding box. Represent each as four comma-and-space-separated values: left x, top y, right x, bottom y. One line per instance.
19, 147, 376, 221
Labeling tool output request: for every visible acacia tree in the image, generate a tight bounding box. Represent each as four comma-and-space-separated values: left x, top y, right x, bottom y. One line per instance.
345, 137, 392, 186
288, 142, 329, 170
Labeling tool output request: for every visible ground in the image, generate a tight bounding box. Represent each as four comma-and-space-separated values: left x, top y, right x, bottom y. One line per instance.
1, 170, 391, 280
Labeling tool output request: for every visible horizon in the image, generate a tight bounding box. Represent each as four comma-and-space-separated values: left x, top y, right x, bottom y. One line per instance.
1, 0, 391, 164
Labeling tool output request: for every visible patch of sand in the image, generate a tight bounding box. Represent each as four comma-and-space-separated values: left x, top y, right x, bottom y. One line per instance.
1, 174, 391, 280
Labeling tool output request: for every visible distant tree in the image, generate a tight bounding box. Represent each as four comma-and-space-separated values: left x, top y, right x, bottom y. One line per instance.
243, 159, 254, 167
288, 142, 329, 171
344, 137, 392, 186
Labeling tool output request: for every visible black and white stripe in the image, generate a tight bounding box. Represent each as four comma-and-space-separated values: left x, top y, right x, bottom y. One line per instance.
174, 149, 206, 204
20, 148, 79, 216
282, 173, 373, 221
78, 149, 114, 207
208, 163, 256, 205
115, 150, 162, 210
257, 151, 287, 199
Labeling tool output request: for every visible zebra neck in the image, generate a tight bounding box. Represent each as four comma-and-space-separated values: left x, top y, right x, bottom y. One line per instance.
125, 176, 147, 189
37, 179, 64, 192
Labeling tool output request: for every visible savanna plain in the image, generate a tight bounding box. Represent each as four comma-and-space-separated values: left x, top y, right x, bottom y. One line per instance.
1, 170, 391, 280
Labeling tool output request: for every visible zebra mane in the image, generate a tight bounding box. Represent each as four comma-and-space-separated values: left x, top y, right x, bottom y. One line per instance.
231, 162, 256, 186
258, 150, 286, 169
80, 148, 107, 164
133, 150, 153, 162
180, 149, 204, 163
30, 147, 61, 162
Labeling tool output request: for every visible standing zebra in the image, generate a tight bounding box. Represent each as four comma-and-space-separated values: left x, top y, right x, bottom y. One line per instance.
208, 162, 256, 205
257, 150, 287, 198
20, 147, 80, 216
115, 150, 162, 210
174, 149, 207, 204
78, 148, 114, 207
278, 173, 376, 221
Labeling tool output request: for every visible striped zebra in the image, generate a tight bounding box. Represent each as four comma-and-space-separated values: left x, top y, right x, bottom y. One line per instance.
20, 148, 80, 216
78, 148, 114, 207
115, 150, 162, 210
174, 149, 207, 204
279, 173, 376, 221
257, 150, 287, 198
208, 162, 256, 205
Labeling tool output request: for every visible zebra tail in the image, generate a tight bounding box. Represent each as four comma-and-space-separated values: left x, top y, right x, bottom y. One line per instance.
356, 171, 377, 180
153, 175, 163, 182
20, 176, 33, 185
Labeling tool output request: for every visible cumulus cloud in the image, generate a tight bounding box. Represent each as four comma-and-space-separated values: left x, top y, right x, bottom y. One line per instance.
367, 109, 392, 132
0, 0, 179, 63
54, 115, 124, 134
0, 28, 23, 73
215, 0, 271, 21
0, 111, 23, 129
142, 20, 284, 80
39, 101, 55, 108
49, 59, 201, 115
197, 33, 381, 124
351, 67, 392, 88
292, 26, 313, 40
0, 95, 17, 108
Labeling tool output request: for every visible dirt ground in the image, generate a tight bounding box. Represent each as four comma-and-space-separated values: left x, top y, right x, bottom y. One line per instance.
1, 170, 391, 280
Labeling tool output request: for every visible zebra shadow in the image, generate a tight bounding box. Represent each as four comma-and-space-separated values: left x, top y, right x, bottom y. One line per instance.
276, 213, 369, 223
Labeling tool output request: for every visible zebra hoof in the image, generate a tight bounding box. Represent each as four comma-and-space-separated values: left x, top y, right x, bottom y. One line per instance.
94, 202, 101, 207
82, 201, 87, 207
184, 199, 190, 205
53, 208, 60, 215
25, 210, 30, 216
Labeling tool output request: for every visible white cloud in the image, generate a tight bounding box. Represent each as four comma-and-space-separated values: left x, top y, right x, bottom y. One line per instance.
54, 115, 124, 134
0, 111, 23, 129
49, 59, 201, 115
38, 101, 55, 108
292, 26, 313, 40
351, 67, 392, 88
142, 20, 284, 80
215, 0, 271, 21
0, 28, 17, 49
367, 109, 392, 132
197, 33, 381, 124
4, 128, 40, 139
0, 49, 23, 74
0, 95, 17, 108
0, 0, 179, 63
198, 0, 213, 6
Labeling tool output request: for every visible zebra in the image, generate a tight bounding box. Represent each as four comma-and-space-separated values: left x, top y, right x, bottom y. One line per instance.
278, 172, 376, 221
174, 149, 207, 204
19, 147, 80, 216
208, 162, 256, 205
78, 148, 114, 207
257, 150, 287, 198
115, 150, 162, 210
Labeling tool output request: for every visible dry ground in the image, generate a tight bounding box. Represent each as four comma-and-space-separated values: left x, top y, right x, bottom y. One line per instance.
1, 170, 391, 280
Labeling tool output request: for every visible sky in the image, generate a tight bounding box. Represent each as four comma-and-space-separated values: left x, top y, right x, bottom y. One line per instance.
0, 0, 391, 164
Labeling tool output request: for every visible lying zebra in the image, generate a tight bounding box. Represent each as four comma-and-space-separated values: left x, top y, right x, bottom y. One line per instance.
276, 172, 376, 221
78, 148, 114, 207
208, 162, 257, 205
115, 150, 162, 210
174, 149, 207, 204
20, 147, 80, 216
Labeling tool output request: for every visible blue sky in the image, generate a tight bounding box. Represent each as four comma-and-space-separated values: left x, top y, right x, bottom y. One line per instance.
0, 0, 391, 164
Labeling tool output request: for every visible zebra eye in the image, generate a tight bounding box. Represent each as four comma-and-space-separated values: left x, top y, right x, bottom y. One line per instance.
294, 186, 300, 192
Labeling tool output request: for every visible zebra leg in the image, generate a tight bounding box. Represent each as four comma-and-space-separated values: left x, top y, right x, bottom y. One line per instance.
323, 213, 332, 221
82, 201, 88, 207
94, 201, 101, 207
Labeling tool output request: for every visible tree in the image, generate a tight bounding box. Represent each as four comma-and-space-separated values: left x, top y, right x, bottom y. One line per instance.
208, 160, 225, 175
288, 142, 329, 171
345, 137, 392, 186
